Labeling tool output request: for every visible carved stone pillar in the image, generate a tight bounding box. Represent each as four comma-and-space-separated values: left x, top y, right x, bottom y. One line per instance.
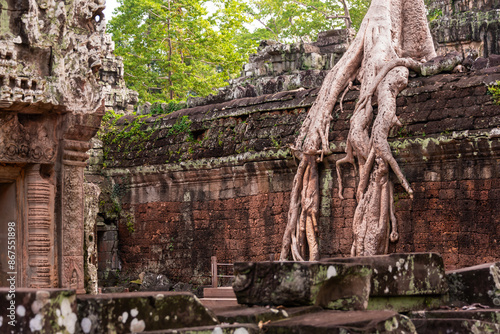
26, 165, 56, 288
60, 140, 93, 294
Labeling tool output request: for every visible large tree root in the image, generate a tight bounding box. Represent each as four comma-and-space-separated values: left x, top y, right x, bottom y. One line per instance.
280, 154, 320, 261
281, 0, 440, 260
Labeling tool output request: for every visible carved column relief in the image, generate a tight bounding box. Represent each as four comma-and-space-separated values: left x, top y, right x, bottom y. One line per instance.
60, 139, 91, 293
26, 164, 56, 288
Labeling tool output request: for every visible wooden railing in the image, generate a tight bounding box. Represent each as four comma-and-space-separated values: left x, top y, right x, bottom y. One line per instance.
211, 256, 234, 288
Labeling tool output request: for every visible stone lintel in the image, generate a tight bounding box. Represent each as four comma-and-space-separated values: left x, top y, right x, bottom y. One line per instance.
214, 305, 322, 325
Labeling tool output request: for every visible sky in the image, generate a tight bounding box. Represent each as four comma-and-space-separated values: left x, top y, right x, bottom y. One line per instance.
103, 0, 119, 21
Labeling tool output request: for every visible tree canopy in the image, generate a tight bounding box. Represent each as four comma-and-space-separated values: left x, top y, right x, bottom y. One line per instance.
247, 0, 370, 43
107, 0, 371, 104
108, 0, 254, 102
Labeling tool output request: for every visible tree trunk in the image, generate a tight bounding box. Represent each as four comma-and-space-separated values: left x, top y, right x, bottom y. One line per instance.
281, 0, 437, 260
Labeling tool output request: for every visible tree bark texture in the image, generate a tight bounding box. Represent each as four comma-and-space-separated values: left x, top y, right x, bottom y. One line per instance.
280, 0, 437, 260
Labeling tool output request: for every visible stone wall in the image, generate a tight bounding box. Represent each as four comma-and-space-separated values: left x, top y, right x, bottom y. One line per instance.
86, 60, 500, 285
429, 0, 500, 56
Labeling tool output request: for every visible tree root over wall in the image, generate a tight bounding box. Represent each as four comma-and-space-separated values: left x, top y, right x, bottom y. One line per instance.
280, 0, 461, 260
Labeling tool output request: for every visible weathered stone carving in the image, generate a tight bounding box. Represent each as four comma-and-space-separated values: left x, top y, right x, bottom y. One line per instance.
84, 182, 100, 294
0, 114, 56, 163
26, 165, 56, 289
99, 33, 139, 114
233, 261, 372, 310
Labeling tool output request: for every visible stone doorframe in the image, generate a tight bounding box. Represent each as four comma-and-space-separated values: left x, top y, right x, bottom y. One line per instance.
0, 109, 103, 293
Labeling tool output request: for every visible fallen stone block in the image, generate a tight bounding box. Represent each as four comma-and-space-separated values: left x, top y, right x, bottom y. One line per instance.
233, 261, 372, 310
263, 310, 417, 334
0, 288, 77, 334
77, 291, 218, 334
213, 305, 322, 324
324, 253, 448, 312
447, 262, 500, 307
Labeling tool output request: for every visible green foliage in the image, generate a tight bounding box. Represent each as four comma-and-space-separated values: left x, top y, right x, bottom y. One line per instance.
125, 214, 135, 234
424, 0, 443, 22
427, 8, 443, 22
168, 237, 175, 251
487, 81, 500, 105
246, 0, 371, 43
168, 115, 192, 136
108, 0, 256, 102
271, 136, 281, 148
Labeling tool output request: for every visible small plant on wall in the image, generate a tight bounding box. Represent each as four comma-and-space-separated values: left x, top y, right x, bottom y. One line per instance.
488, 81, 500, 105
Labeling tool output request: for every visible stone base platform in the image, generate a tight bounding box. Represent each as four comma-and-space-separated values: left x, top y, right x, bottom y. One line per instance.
3, 254, 500, 333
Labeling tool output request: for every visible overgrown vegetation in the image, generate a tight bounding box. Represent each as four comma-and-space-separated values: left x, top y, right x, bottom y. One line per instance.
98, 110, 162, 162
424, 0, 443, 22
98, 110, 197, 165
168, 115, 192, 136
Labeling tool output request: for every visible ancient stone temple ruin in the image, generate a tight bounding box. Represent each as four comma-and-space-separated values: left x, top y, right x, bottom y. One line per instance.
88, 0, 500, 287
0, 0, 106, 292
1, 0, 500, 333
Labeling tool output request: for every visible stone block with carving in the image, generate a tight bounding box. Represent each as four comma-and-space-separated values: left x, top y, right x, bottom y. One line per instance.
447, 262, 500, 308
233, 261, 372, 310
324, 253, 449, 312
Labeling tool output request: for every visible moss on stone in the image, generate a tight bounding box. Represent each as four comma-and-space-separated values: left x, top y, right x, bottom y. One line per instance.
368, 295, 448, 313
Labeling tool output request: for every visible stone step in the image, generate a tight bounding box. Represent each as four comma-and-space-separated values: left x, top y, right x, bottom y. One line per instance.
263, 310, 417, 334
203, 287, 236, 298
233, 261, 372, 310
200, 298, 239, 309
